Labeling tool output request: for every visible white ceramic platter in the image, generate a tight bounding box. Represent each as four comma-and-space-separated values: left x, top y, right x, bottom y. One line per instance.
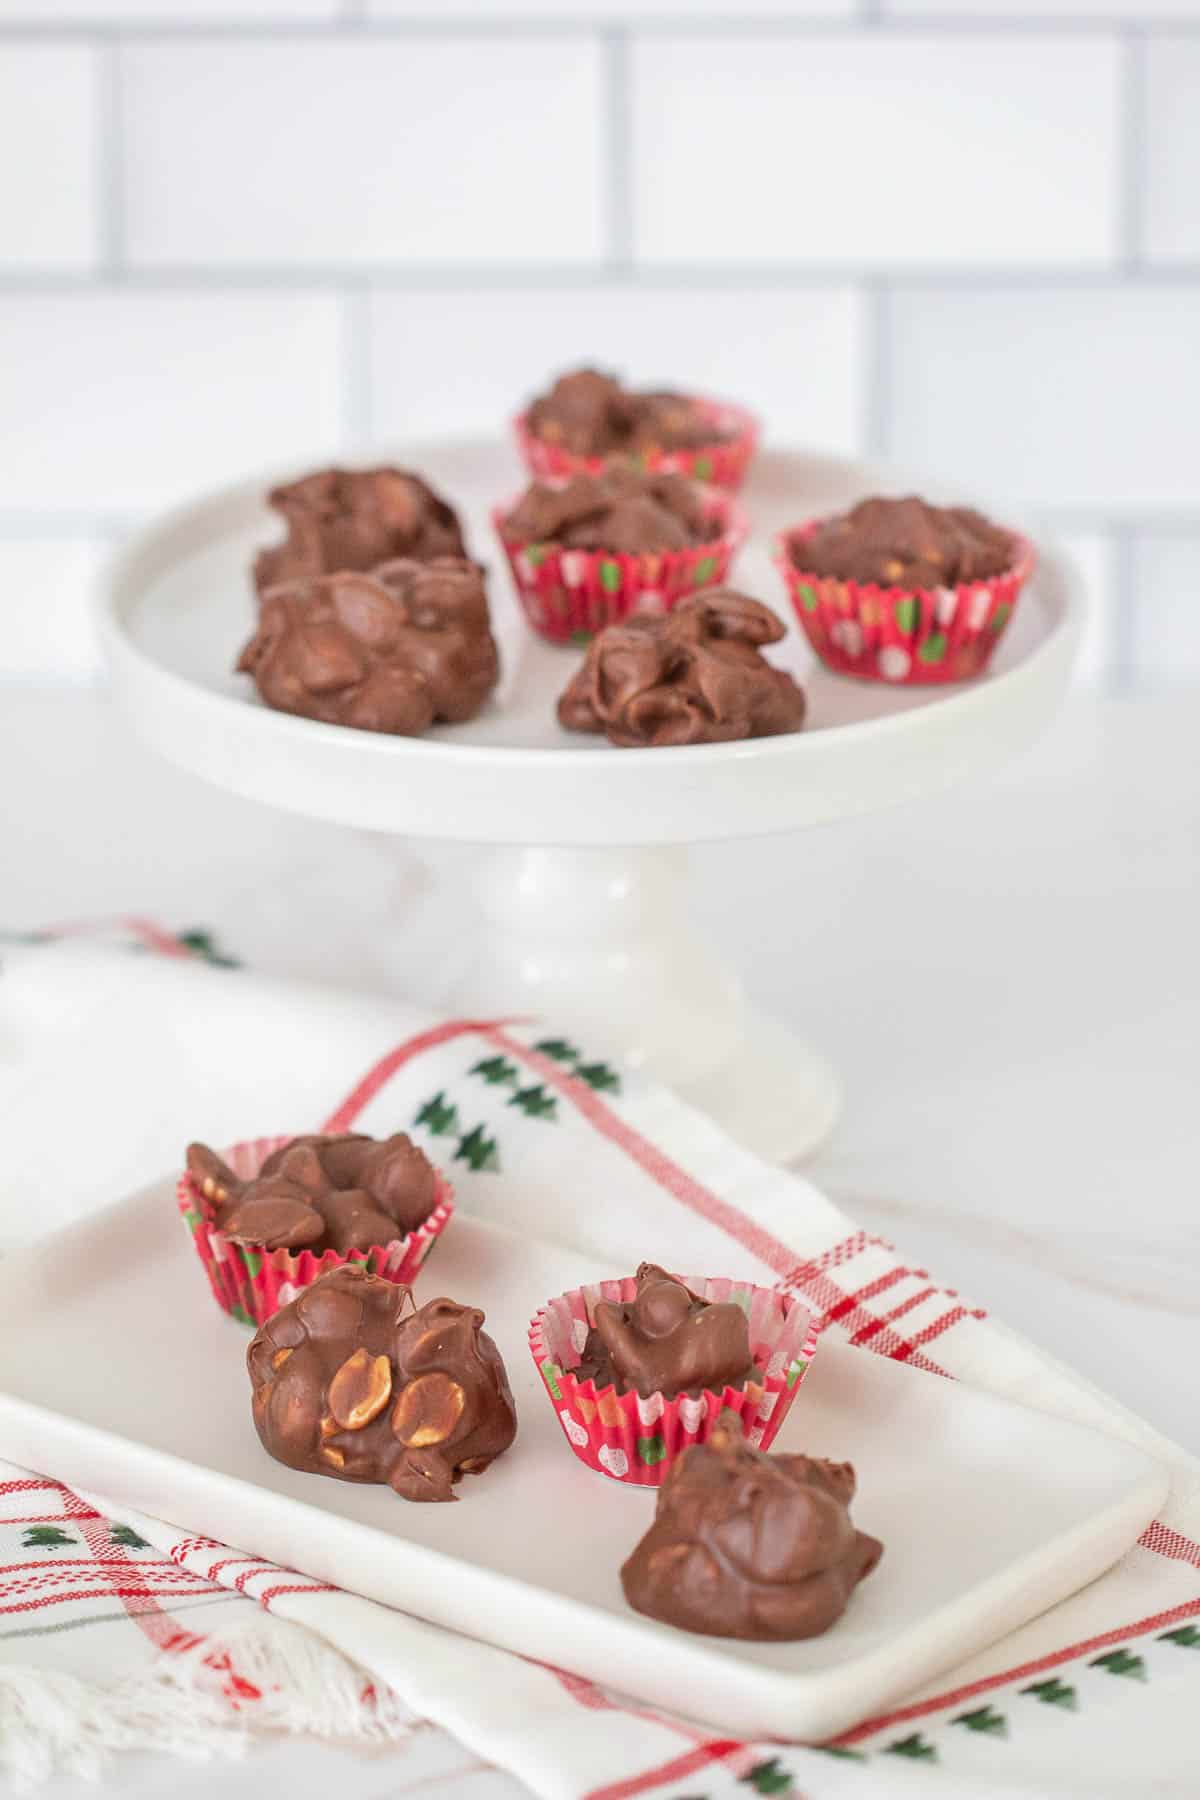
0, 1186, 1165, 1743
99, 444, 1083, 848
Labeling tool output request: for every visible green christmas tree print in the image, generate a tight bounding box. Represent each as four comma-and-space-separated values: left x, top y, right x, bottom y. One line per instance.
471, 1055, 519, 1087
953, 1704, 1008, 1737
23, 1525, 75, 1550
885, 1733, 937, 1761
533, 1037, 581, 1064
109, 1524, 150, 1550
575, 1060, 621, 1093
816, 1745, 866, 1760
740, 1757, 794, 1793
1160, 1624, 1200, 1648
1090, 1647, 1146, 1681
455, 1124, 500, 1173
508, 1083, 558, 1121
415, 1091, 459, 1136
176, 928, 238, 968
1021, 1677, 1077, 1710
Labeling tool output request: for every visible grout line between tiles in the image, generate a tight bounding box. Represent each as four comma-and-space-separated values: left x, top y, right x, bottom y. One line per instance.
95, 38, 125, 277
339, 281, 373, 450
2, 16, 1200, 40
602, 27, 634, 275
861, 278, 891, 461
1110, 528, 1140, 696
1118, 24, 1148, 271
0, 513, 137, 541
4, 266, 1200, 293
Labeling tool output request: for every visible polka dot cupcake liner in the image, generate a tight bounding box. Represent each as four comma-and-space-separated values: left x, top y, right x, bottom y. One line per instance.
177, 1134, 455, 1329
511, 399, 760, 494
529, 1275, 822, 1488
774, 522, 1036, 687
492, 487, 747, 646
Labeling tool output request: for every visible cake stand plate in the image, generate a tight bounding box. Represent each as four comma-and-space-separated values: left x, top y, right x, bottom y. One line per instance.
99, 444, 1083, 1163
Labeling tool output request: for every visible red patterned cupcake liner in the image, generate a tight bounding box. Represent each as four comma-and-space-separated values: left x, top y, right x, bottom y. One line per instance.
774, 522, 1037, 687
529, 1275, 822, 1488
177, 1134, 454, 1328
512, 399, 760, 494
493, 487, 747, 646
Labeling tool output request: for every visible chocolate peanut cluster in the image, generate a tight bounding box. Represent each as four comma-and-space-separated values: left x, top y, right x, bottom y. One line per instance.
574, 1264, 761, 1401
253, 466, 466, 596
526, 368, 732, 458
236, 557, 499, 736
248, 1267, 517, 1502
621, 1409, 883, 1639
794, 495, 1014, 589
187, 1132, 439, 1257
557, 592, 805, 749
503, 467, 712, 556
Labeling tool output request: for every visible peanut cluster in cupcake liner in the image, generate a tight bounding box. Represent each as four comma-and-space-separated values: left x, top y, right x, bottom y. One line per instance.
774, 522, 1036, 687
493, 488, 747, 646
177, 1134, 454, 1328
529, 1275, 823, 1488
512, 399, 760, 494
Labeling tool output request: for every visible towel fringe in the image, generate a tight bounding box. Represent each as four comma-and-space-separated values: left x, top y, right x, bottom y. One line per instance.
0, 1613, 414, 1789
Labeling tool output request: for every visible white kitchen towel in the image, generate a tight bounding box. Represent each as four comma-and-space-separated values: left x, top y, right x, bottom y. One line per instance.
1, 938, 1198, 1799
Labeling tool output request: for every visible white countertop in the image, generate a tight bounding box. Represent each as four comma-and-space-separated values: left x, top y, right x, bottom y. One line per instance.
3, 683, 1197, 1797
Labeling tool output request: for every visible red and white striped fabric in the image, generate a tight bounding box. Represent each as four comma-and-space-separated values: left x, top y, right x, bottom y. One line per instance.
1, 933, 1198, 1798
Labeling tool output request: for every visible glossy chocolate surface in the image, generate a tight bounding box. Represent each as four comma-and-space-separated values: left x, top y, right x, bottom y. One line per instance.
503, 467, 711, 555
237, 557, 499, 736
253, 466, 466, 595
526, 367, 732, 457
574, 1264, 760, 1400
557, 592, 805, 749
248, 1266, 517, 1502
186, 1132, 439, 1256
621, 1409, 883, 1639
793, 495, 1014, 589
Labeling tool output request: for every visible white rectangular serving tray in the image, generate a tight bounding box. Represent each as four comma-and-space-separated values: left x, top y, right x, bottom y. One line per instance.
0, 1184, 1168, 1742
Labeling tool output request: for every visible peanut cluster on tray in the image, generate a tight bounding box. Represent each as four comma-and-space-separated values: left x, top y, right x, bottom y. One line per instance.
248, 1267, 517, 1504
180, 1121, 880, 1640
622, 1410, 882, 1641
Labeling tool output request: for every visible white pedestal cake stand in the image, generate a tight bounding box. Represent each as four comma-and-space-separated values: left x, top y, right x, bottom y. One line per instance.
99, 444, 1083, 1162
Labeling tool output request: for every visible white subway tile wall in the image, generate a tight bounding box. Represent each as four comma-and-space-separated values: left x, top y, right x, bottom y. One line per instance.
0, 2, 1196, 689
1130, 537, 1200, 688
366, 286, 866, 455
0, 46, 99, 271
122, 39, 607, 268
0, 292, 346, 514
0, 541, 107, 681
1144, 36, 1200, 262
631, 34, 1121, 267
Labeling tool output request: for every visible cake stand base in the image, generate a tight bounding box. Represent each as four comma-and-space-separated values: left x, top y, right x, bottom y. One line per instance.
446, 846, 841, 1164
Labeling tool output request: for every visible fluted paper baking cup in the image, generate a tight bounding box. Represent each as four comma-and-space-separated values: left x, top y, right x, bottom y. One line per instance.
529, 1275, 822, 1487
493, 487, 747, 646
177, 1134, 454, 1328
774, 523, 1036, 687
512, 398, 760, 494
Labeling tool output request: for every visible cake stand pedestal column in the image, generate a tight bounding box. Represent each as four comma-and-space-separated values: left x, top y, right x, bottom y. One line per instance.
447, 844, 841, 1163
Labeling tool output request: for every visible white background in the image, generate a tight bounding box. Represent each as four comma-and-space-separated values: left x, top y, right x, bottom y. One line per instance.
1, 0, 1198, 689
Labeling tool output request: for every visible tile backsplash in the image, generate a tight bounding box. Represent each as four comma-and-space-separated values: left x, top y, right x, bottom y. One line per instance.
1, 0, 1197, 689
